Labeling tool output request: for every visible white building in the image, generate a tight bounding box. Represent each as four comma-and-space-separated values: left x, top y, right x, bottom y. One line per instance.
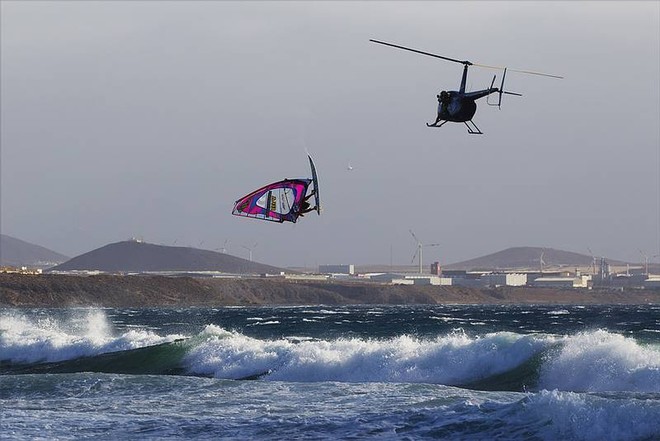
480, 273, 527, 287
281, 274, 330, 282
644, 276, 660, 289
319, 264, 355, 275
531, 275, 590, 288
369, 273, 414, 285
447, 272, 526, 288
451, 277, 488, 288
369, 273, 452, 286
405, 275, 452, 286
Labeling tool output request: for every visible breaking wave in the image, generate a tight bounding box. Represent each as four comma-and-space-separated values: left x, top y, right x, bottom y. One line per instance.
2, 310, 659, 393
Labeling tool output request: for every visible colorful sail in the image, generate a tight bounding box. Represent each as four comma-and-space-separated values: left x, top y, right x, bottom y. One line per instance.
232, 179, 312, 223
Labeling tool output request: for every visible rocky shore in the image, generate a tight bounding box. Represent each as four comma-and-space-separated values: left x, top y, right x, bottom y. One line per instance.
1, 273, 659, 308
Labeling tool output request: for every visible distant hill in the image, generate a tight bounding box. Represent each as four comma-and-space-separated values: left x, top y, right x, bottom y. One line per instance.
443, 246, 627, 271
352, 247, 630, 274
50, 240, 288, 274
0, 234, 69, 268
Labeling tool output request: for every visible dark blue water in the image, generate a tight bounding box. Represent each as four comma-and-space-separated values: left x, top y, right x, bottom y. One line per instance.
101, 304, 660, 341
2, 305, 659, 440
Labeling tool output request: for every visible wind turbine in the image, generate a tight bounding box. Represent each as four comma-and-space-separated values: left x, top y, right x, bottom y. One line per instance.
242, 242, 258, 262
638, 249, 658, 275
410, 229, 439, 274
214, 239, 230, 254
539, 250, 546, 273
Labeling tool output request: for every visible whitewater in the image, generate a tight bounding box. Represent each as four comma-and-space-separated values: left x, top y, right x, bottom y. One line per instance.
1, 305, 659, 440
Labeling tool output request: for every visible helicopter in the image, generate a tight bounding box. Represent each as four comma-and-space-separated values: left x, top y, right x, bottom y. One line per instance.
370, 39, 562, 134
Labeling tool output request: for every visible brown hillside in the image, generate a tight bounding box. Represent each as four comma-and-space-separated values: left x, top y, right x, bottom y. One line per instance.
444, 246, 627, 270
0, 234, 69, 268
51, 240, 286, 274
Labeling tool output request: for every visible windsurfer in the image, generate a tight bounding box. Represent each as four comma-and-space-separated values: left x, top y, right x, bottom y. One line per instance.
298, 190, 316, 216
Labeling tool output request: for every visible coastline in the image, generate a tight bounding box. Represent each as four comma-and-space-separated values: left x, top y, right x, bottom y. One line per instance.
2, 273, 660, 308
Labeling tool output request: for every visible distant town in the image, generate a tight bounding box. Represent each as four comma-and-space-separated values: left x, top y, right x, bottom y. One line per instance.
2, 235, 659, 291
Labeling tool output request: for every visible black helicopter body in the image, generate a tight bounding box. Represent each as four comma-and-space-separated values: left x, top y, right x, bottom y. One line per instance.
433, 64, 500, 133
370, 39, 561, 134
439, 92, 481, 122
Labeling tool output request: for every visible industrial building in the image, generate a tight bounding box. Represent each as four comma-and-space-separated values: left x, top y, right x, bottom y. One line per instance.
445, 271, 526, 288
368, 273, 452, 285
480, 273, 527, 287
319, 264, 355, 275
368, 273, 415, 285
531, 275, 591, 288
644, 276, 660, 289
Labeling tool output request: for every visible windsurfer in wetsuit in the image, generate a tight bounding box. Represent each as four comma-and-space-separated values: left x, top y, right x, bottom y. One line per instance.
298, 189, 316, 216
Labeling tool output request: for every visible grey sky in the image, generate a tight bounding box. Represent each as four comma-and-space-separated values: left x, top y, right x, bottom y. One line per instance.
1, 1, 659, 268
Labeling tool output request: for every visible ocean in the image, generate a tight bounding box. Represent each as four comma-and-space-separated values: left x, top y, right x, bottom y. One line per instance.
1, 304, 659, 440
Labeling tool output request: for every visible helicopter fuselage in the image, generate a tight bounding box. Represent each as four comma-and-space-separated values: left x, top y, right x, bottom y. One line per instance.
438, 88, 498, 122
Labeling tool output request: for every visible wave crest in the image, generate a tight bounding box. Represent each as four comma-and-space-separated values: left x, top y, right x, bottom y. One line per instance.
0, 310, 183, 363
540, 330, 660, 392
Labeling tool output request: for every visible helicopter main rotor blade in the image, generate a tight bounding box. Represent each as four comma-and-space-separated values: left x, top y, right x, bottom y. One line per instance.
371, 39, 562, 79
370, 39, 471, 66
472, 62, 563, 79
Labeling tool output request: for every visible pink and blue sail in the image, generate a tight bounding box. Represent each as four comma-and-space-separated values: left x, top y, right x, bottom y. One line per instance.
232, 179, 312, 223
232, 155, 321, 224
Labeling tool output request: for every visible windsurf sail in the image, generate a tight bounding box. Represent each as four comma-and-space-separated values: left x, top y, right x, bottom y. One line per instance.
232, 179, 312, 223
308, 154, 321, 215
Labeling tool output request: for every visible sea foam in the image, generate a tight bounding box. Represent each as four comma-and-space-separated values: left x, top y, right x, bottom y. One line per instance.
540, 330, 660, 392
0, 310, 183, 363
184, 328, 548, 384
525, 389, 660, 441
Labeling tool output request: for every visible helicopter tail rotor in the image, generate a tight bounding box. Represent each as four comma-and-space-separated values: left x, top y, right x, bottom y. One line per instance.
499, 68, 523, 108
488, 68, 522, 109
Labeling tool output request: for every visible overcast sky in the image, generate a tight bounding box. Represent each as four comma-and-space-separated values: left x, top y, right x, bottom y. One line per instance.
2, 1, 659, 268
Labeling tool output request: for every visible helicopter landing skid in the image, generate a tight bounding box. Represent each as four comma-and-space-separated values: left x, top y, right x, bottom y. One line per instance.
464, 120, 483, 135
426, 120, 448, 128
427, 120, 484, 134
